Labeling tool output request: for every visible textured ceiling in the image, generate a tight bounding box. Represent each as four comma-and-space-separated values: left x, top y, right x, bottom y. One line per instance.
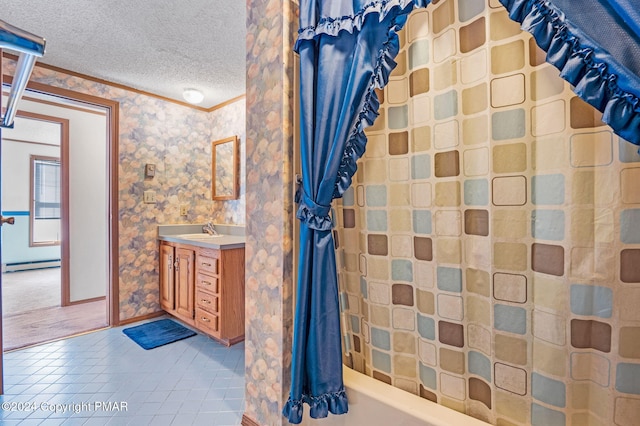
1, 0, 246, 109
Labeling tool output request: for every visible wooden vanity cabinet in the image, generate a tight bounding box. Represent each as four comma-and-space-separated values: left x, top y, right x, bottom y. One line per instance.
174, 248, 195, 319
195, 247, 245, 345
159, 240, 245, 346
159, 243, 175, 311
194, 249, 220, 336
159, 242, 195, 325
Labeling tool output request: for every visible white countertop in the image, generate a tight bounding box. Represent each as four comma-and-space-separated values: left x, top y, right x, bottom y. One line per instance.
157, 223, 245, 250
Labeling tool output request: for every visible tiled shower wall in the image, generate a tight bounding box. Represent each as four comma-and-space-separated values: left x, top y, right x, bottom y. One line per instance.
335, 1, 640, 425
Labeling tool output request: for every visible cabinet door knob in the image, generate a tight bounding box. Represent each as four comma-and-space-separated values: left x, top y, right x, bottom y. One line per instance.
201, 299, 210, 304
201, 317, 210, 322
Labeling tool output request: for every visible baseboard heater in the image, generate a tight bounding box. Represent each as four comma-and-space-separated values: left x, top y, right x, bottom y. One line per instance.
2, 259, 61, 273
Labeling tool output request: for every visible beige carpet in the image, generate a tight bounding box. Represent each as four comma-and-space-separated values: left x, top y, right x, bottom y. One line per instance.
2, 269, 108, 351
3, 268, 61, 314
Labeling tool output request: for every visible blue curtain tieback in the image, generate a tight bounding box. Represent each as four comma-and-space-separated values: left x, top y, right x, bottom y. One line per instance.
295, 187, 333, 232
302, 193, 330, 217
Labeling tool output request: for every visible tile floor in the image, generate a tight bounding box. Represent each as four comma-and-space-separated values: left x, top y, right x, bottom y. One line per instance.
0, 318, 245, 425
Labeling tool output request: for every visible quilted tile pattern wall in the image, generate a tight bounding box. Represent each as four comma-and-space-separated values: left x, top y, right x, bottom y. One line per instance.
335, 1, 640, 425
244, 0, 297, 424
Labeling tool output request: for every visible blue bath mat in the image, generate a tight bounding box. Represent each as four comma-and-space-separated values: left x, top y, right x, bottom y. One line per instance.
122, 319, 196, 350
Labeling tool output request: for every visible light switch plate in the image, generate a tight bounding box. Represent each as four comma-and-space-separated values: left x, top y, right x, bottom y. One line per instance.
143, 190, 156, 204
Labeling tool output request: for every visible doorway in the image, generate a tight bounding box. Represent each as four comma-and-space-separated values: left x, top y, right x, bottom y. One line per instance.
0, 83, 119, 355
1, 110, 72, 350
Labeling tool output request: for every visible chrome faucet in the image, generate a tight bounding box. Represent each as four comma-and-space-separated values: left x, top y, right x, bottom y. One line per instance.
203, 222, 217, 235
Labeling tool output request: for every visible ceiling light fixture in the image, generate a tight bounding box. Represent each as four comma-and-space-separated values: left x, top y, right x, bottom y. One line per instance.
182, 88, 204, 104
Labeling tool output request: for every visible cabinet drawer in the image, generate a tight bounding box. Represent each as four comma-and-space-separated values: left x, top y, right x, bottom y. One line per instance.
196, 309, 219, 334
197, 255, 219, 275
196, 289, 219, 313
196, 274, 218, 293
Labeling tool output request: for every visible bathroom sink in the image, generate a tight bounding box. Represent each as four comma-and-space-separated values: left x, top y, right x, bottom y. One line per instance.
174, 233, 224, 240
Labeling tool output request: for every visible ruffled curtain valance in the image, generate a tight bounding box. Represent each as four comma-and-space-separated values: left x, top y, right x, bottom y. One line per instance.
500, 0, 640, 145
285, 0, 640, 424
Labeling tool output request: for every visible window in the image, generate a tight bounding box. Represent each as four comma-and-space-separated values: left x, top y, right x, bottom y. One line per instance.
30, 155, 61, 246
34, 158, 61, 219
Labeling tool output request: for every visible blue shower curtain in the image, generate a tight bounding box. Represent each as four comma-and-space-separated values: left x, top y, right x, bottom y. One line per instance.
282, 1, 430, 423
284, 0, 640, 424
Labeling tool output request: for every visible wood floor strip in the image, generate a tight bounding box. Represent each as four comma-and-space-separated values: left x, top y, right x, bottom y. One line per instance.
3, 300, 108, 351
2, 269, 109, 351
